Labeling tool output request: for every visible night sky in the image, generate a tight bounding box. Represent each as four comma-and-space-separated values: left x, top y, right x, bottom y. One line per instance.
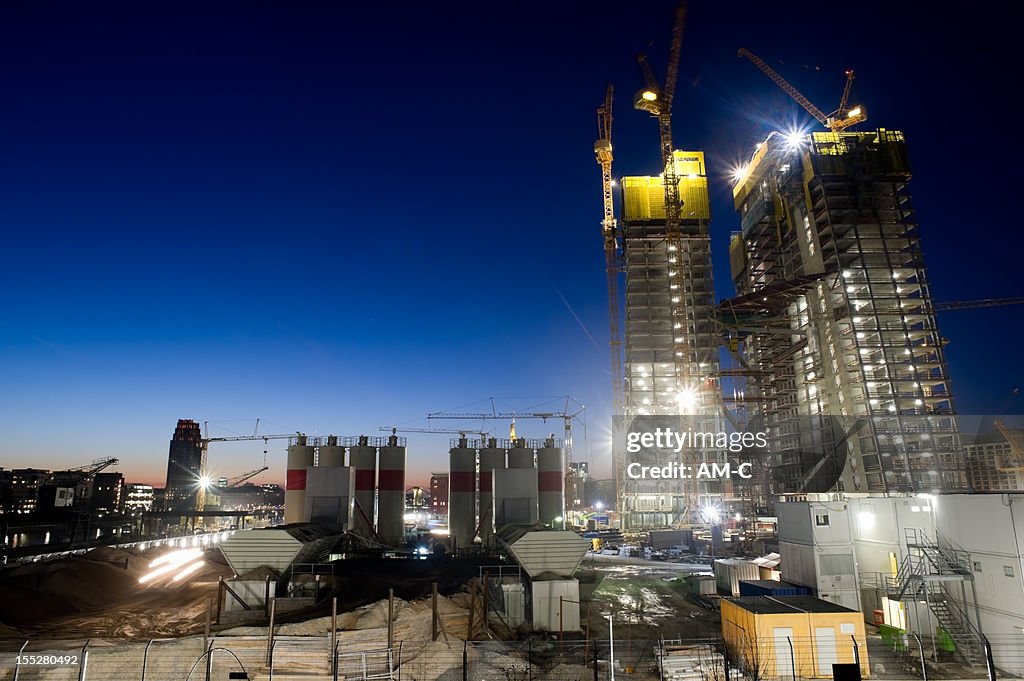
2, 2, 1020, 488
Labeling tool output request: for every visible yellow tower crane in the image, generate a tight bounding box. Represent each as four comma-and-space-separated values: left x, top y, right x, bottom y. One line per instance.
633, 0, 693, 386
994, 420, 1024, 472
594, 84, 623, 418
738, 48, 868, 132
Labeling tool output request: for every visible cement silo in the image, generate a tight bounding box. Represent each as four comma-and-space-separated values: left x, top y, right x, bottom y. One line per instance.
349, 435, 377, 537
507, 438, 535, 469
478, 438, 506, 544
449, 438, 477, 550
284, 434, 315, 524
318, 435, 346, 467
494, 439, 539, 527
537, 437, 565, 528
377, 434, 407, 546
303, 434, 352, 526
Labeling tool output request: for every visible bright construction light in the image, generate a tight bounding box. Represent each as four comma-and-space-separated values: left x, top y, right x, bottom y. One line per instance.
783, 129, 807, 151
141, 549, 203, 584
675, 386, 699, 413
172, 560, 205, 582
595, 501, 604, 510
730, 165, 748, 183
642, 90, 658, 101
847, 107, 862, 118
700, 504, 722, 524
198, 475, 212, 488
148, 548, 202, 569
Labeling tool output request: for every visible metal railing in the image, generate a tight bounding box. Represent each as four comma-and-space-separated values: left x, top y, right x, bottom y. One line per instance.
5, 633, 1020, 681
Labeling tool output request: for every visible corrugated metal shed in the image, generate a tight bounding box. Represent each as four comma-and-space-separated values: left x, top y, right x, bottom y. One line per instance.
497, 526, 589, 579
714, 558, 761, 597
218, 523, 342, 576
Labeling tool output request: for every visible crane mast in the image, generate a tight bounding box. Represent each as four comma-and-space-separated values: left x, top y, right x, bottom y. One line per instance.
595, 85, 624, 417
634, 1, 693, 388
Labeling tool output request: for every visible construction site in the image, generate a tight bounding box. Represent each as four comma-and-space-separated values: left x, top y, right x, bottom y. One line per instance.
4, 3, 1024, 681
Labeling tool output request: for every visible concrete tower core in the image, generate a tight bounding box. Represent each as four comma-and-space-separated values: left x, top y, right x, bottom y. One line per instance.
618, 150, 726, 529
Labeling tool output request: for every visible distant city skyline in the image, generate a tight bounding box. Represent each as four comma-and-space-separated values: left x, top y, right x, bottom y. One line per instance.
1, 2, 1021, 489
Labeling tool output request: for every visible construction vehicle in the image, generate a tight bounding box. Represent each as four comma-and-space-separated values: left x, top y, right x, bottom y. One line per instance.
738, 48, 867, 132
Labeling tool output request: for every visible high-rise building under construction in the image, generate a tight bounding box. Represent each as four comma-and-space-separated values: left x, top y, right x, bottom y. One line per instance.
164, 418, 203, 511
727, 129, 966, 496
617, 151, 727, 529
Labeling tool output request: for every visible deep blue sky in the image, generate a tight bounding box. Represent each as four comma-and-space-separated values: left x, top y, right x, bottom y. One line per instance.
1, 2, 1020, 487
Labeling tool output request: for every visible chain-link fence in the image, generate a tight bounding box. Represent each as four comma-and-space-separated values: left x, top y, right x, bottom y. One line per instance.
1, 632, 1015, 681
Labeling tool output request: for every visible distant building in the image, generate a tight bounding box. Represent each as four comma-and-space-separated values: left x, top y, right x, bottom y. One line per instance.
965, 428, 1024, 491
0, 469, 11, 514
91, 472, 124, 513
6, 468, 50, 514
584, 478, 614, 510
567, 462, 590, 511
259, 483, 284, 506
430, 473, 449, 519
164, 419, 204, 511
124, 483, 155, 512
214, 484, 263, 510
214, 483, 284, 510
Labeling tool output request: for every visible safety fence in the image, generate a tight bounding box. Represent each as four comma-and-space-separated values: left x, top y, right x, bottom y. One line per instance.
2, 633, 1021, 681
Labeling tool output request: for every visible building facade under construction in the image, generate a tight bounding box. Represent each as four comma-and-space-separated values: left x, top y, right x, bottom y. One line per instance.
727, 129, 965, 496
618, 151, 727, 529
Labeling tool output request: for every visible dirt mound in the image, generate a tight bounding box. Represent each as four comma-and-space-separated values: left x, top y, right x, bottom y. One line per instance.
0, 547, 232, 637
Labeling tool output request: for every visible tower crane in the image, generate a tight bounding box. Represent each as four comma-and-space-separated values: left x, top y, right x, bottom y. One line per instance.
993, 419, 1024, 473
197, 420, 297, 511
633, 1, 698, 391
738, 48, 867, 132
65, 457, 119, 544
378, 426, 492, 441
934, 297, 1024, 312
595, 85, 624, 419
427, 397, 585, 466
428, 398, 586, 516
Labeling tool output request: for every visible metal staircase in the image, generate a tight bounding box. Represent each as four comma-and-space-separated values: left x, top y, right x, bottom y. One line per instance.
887, 528, 985, 665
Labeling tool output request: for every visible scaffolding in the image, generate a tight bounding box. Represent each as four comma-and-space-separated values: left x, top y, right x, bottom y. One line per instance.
727, 130, 966, 496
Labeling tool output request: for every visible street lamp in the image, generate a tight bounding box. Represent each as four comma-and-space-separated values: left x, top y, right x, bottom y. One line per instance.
605, 614, 615, 681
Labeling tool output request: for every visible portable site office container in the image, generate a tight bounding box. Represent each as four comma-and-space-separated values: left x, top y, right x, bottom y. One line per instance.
721, 596, 869, 679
